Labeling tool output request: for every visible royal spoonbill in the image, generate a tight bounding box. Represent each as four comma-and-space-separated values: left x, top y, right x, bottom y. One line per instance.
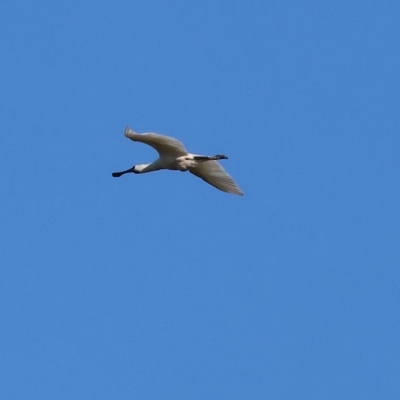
112, 127, 243, 196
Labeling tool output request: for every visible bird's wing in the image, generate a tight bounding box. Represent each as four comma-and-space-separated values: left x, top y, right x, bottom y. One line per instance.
124, 127, 188, 156
189, 161, 244, 196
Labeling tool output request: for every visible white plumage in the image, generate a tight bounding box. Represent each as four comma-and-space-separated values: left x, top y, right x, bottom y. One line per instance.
112, 127, 243, 196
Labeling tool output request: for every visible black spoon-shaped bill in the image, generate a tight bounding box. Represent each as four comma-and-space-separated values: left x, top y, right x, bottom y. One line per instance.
112, 166, 136, 177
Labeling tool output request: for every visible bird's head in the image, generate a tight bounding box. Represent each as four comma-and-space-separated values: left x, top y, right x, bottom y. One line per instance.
132, 164, 148, 173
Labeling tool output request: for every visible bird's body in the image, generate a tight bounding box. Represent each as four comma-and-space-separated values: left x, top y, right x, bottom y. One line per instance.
112, 127, 243, 196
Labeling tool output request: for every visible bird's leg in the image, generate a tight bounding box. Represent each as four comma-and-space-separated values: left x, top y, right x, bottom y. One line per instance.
112, 166, 136, 177
193, 155, 229, 161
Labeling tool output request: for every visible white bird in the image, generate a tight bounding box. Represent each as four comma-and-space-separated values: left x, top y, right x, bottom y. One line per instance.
112, 127, 244, 196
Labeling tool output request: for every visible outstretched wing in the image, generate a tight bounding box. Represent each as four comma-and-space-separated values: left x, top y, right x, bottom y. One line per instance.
124, 127, 188, 157
189, 161, 243, 196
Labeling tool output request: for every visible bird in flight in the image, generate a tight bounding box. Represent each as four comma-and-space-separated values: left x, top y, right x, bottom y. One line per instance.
112, 127, 243, 196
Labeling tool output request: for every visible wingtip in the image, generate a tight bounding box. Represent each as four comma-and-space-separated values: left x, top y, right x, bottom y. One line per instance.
227, 188, 244, 196
124, 126, 134, 138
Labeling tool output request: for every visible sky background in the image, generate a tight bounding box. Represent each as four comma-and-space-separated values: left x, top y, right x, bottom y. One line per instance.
1, 1, 400, 399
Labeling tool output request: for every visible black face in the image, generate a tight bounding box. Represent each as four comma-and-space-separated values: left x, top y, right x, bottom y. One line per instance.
111, 165, 137, 178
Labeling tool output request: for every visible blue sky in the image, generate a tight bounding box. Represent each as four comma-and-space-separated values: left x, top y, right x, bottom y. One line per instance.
1, 1, 399, 398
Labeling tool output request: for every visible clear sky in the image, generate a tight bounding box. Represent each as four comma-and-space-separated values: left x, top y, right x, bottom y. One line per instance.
1, 1, 399, 399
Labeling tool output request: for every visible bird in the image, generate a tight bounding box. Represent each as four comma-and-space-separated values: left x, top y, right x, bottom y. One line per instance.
112, 127, 243, 196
